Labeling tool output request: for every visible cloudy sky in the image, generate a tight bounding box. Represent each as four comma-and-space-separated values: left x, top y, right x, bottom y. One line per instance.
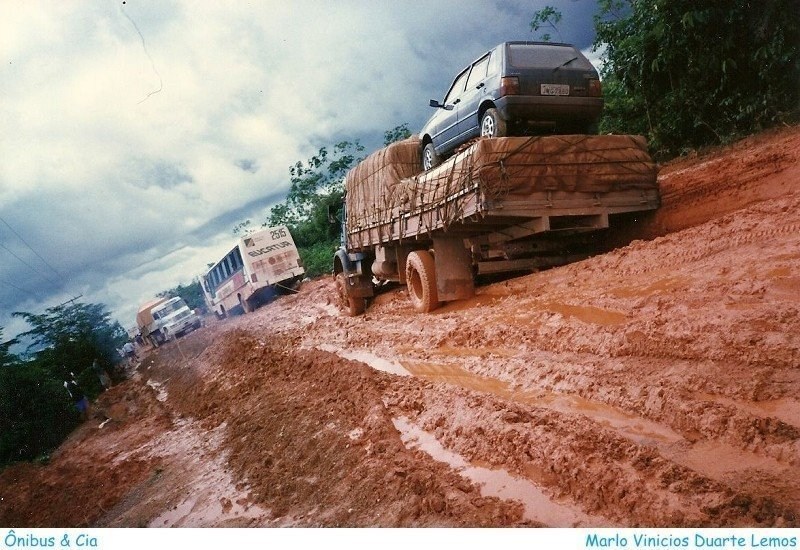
0, 0, 600, 343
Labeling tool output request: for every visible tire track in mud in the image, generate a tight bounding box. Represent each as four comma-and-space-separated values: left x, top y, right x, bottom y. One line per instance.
316, 343, 799, 526
384, 378, 798, 527
605, 215, 800, 281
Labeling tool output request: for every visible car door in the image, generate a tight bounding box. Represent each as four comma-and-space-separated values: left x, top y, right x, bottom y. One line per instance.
456, 52, 492, 140
432, 67, 470, 153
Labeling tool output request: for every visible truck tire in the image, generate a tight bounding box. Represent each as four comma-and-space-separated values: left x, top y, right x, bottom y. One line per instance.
406, 250, 440, 313
335, 272, 366, 316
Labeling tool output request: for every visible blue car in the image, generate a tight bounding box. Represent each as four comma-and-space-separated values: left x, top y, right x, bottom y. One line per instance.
420, 41, 604, 170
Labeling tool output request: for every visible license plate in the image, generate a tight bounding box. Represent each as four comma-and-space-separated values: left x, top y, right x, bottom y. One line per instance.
541, 84, 570, 96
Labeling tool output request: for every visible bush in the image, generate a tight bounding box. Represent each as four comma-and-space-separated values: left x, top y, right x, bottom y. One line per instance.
299, 241, 338, 278
0, 364, 79, 465
595, 0, 800, 158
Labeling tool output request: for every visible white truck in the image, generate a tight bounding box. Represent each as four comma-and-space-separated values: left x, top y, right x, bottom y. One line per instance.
136, 296, 202, 347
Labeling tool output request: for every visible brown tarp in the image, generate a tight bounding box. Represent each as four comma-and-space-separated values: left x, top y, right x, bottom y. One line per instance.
135, 297, 169, 332
345, 134, 657, 233
345, 135, 422, 230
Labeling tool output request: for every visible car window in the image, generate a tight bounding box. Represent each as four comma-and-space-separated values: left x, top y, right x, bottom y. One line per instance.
487, 48, 500, 76
466, 53, 490, 89
508, 44, 592, 70
444, 68, 470, 105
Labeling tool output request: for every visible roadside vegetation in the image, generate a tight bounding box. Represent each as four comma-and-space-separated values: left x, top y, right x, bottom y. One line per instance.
239, 124, 412, 278
0, 304, 128, 466
592, 0, 800, 158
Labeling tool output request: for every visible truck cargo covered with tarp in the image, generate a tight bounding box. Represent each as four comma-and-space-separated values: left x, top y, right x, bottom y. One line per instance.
344, 134, 658, 250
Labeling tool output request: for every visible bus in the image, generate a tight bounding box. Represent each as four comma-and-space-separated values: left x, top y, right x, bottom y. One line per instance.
201, 225, 305, 317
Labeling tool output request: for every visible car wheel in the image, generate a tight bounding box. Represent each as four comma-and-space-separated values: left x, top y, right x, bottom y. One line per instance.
480, 108, 507, 138
422, 142, 441, 171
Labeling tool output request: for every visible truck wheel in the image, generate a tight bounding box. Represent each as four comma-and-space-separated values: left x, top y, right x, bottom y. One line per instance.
480, 108, 507, 138
335, 272, 366, 316
422, 142, 441, 171
406, 250, 440, 313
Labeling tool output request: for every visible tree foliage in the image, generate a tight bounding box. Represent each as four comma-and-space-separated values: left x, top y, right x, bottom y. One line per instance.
594, 0, 800, 157
530, 6, 563, 42
157, 280, 205, 312
2, 302, 128, 467
383, 123, 412, 146
255, 140, 364, 277
0, 363, 77, 464
234, 124, 412, 278
0, 327, 18, 369
13, 302, 127, 379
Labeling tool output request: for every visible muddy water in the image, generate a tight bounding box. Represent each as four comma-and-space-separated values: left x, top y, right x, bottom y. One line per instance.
392, 416, 608, 527
697, 392, 800, 430
319, 343, 799, 511
667, 440, 789, 480
402, 360, 684, 448
145, 420, 269, 527
315, 343, 411, 376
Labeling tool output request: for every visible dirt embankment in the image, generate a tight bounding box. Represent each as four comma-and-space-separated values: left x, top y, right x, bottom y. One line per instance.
1, 125, 799, 527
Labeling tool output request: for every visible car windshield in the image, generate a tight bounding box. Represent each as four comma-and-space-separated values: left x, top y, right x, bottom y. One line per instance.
508, 44, 590, 70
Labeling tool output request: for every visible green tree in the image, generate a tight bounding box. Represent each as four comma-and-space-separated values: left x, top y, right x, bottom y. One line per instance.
265, 140, 366, 277
383, 123, 412, 146
0, 327, 18, 368
13, 302, 127, 385
594, 0, 800, 157
1, 303, 127, 467
0, 363, 77, 464
530, 6, 563, 42
235, 124, 413, 277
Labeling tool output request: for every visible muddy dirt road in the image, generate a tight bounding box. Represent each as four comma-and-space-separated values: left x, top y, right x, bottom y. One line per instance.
1, 126, 799, 527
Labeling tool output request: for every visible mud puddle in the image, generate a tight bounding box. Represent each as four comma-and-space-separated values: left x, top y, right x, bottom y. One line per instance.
666, 440, 791, 481
145, 420, 269, 527
392, 416, 606, 527
315, 344, 411, 376
697, 392, 800, 430
402, 359, 683, 448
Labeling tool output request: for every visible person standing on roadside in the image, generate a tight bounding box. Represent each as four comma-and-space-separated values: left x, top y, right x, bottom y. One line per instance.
92, 358, 112, 390
122, 341, 137, 365
64, 375, 89, 420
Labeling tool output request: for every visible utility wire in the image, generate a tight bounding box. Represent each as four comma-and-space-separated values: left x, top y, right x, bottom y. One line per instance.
0, 277, 39, 301
0, 242, 61, 287
0, 215, 63, 279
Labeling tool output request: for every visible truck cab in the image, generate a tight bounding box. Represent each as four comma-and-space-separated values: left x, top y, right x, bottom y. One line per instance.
150, 297, 201, 342
137, 296, 201, 346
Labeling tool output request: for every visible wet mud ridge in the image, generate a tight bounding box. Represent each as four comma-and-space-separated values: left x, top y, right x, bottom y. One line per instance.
1, 125, 799, 527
